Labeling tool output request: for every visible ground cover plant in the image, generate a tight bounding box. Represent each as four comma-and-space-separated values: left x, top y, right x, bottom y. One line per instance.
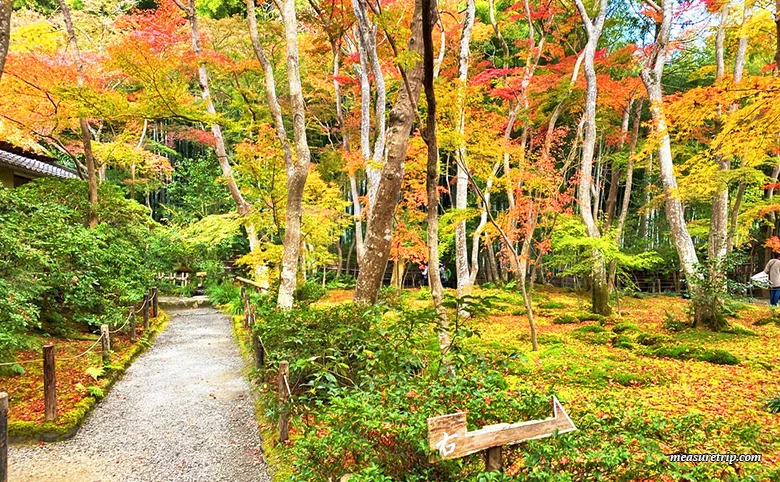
0, 310, 168, 440
223, 284, 780, 481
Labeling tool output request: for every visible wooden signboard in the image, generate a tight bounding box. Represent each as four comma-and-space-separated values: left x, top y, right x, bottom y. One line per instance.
427, 396, 576, 461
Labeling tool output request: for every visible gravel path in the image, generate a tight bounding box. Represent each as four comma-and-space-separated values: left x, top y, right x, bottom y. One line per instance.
9, 307, 271, 482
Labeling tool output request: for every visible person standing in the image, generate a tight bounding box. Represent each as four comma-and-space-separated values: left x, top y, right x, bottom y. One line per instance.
764, 252, 780, 306
421, 264, 428, 287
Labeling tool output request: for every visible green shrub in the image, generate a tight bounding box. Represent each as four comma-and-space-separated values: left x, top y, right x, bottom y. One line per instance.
287, 375, 553, 481
294, 281, 327, 306
0, 179, 172, 362
324, 274, 356, 289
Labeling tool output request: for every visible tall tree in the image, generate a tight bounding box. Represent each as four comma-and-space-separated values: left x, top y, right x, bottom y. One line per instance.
574, 0, 610, 316
453, 0, 476, 301
354, 0, 426, 304
58, 0, 99, 229
421, 0, 449, 353
276, 0, 314, 309
639, 0, 721, 328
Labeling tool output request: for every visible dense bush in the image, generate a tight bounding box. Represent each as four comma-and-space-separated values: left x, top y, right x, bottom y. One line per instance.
0, 179, 175, 362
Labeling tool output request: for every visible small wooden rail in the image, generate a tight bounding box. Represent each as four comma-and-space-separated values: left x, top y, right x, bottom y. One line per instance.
0, 287, 160, 470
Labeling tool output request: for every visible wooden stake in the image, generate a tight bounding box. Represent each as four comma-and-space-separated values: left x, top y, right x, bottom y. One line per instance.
253, 335, 265, 368
43, 345, 57, 422
143, 294, 150, 330
101, 324, 111, 366
0, 392, 7, 482
278, 360, 290, 443
130, 309, 136, 342
485, 446, 502, 472
152, 287, 159, 318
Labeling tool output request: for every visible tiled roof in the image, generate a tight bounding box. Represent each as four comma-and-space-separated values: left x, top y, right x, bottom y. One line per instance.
0, 147, 78, 179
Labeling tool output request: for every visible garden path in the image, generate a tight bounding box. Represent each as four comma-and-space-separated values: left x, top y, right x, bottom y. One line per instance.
8, 306, 270, 482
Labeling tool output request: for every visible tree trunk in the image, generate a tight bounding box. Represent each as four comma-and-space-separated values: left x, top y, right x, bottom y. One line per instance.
574, 0, 611, 316
276, 0, 313, 309
605, 102, 631, 228
640, 0, 721, 328
454, 0, 476, 300
715, 3, 729, 80
354, 0, 426, 305
58, 0, 99, 228
421, 0, 449, 355
353, 0, 386, 214
486, 235, 499, 283
609, 99, 642, 287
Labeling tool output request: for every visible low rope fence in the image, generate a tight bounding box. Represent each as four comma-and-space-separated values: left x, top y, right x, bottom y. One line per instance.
236, 277, 293, 444
0, 287, 161, 482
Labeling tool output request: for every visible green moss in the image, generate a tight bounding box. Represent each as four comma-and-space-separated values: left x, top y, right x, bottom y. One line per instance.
612, 334, 635, 350
574, 324, 606, 334
9, 311, 169, 444
643, 343, 739, 366
539, 301, 565, 309
636, 332, 671, 346
612, 322, 640, 334
553, 314, 578, 325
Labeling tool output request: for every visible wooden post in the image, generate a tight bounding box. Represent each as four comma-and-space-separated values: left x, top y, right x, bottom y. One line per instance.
278, 360, 290, 443
152, 287, 159, 318
130, 309, 136, 342
485, 446, 502, 472
143, 294, 150, 330
101, 324, 111, 366
0, 392, 7, 482
43, 344, 57, 422
253, 335, 265, 368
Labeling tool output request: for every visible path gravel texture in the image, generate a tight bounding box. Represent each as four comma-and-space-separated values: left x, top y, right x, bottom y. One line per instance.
9, 307, 270, 482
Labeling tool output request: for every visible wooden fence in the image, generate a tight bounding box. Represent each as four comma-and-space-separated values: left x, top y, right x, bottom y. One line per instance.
0, 287, 160, 480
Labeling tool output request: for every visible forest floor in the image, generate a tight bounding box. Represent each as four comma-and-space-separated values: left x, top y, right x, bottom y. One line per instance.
320, 286, 780, 474
7, 307, 270, 482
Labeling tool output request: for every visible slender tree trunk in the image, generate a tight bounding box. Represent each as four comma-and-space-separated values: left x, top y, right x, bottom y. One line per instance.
454, 0, 476, 300
58, 0, 99, 228
421, 0, 449, 355
609, 99, 643, 287
486, 235, 499, 283
724, 8, 751, 253
709, 4, 732, 261
574, 0, 610, 315
353, 0, 386, 214
605, 102, 631, 228
641, 0, 720, 328
276, 0, 313, 309
0, 0, 10, 83
715, 3, 729, 80
354, 0, 426, 304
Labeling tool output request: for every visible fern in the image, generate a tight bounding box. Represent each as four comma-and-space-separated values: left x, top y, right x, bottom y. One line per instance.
85, 366, 105, 381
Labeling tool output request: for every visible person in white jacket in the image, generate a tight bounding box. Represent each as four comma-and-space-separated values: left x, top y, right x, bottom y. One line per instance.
763, 252, 780, 306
